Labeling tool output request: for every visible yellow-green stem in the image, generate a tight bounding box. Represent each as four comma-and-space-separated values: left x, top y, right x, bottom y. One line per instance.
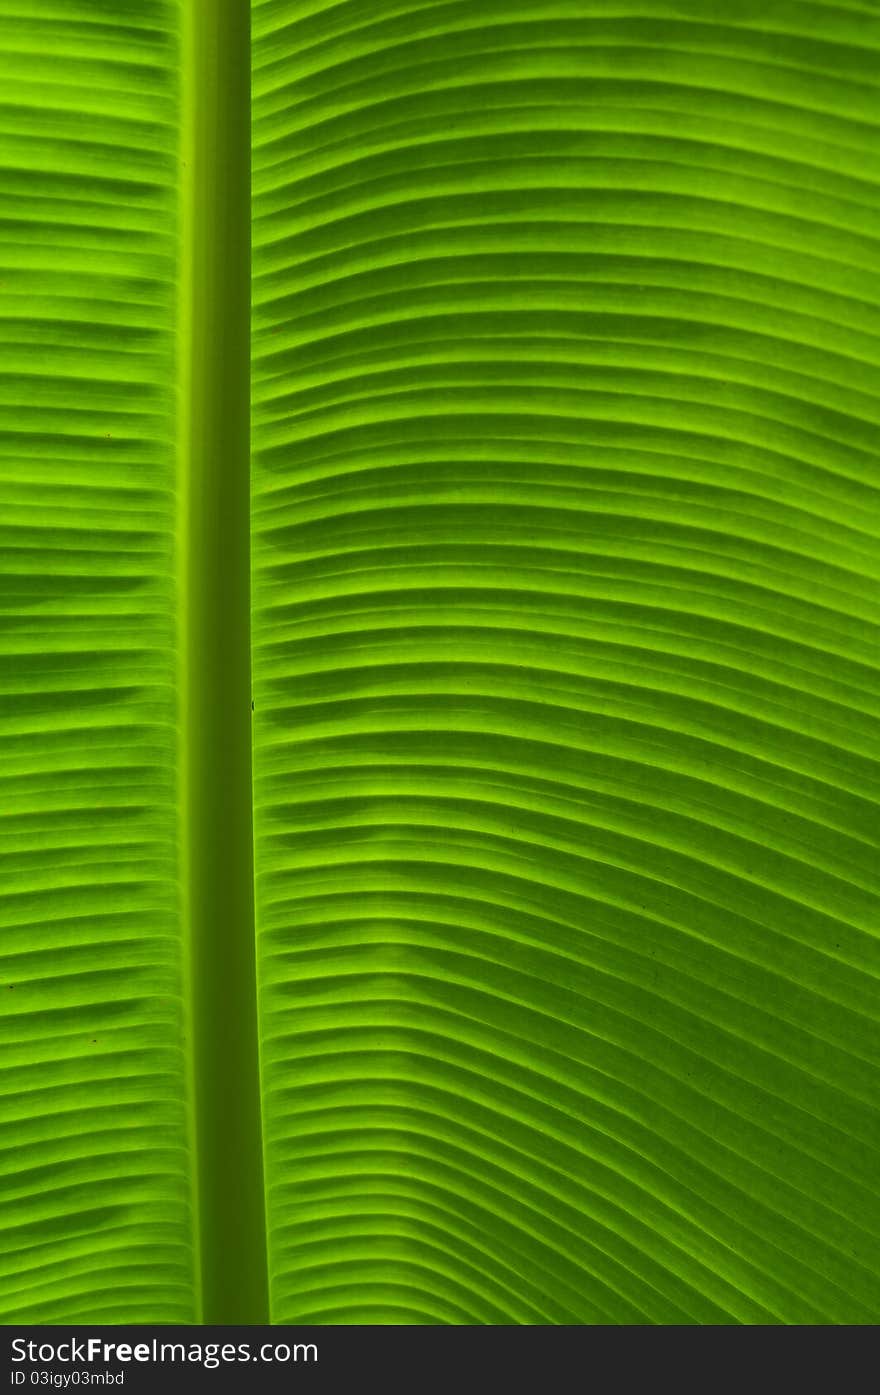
179, 0, 267, 1324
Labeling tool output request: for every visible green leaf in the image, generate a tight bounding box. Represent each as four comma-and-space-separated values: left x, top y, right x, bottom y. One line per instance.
0, 1, 195, 1321
2, 0, 880, 1326
250, 0, 880, 1324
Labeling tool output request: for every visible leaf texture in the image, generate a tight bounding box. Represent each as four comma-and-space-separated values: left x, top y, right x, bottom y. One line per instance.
0, 2, 194, 1321
251, 0, 880, 1322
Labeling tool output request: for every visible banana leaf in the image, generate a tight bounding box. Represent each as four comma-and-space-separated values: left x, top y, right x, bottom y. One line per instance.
1, 0, 878, 1325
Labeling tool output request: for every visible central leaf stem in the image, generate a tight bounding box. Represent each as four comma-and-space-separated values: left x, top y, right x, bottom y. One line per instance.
180, 0, 268, 1323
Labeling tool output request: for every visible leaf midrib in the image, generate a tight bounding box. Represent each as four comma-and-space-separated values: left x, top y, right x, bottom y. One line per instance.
178, 0, 269, 1323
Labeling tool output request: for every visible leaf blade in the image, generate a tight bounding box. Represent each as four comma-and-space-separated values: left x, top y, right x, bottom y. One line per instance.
0, 0, 195, 1323
251, 0, 880, 1324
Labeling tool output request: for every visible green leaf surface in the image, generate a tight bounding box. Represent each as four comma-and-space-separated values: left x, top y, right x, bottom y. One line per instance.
251, 0, 880, 1324
1, 0, 879, 1327
0, 2, 195, 1321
